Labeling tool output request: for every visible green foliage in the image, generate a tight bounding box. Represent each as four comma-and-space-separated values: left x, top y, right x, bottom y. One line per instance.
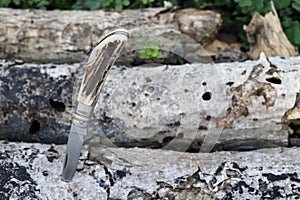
72, 0, 130, 10
282, 19, 300, 46
102, 0, 130, 10
0, 0, 10, 7
136, 39, 160, 60
0, 0, 48, 9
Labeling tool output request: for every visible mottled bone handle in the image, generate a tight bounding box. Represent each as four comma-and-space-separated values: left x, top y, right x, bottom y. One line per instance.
77, 29, 129, 107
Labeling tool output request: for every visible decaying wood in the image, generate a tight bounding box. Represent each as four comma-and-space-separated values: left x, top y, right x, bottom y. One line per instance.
0, 7, 221, 64
1, 54, 300, 151
244, 2, 298, 59
1, 140, 300, 199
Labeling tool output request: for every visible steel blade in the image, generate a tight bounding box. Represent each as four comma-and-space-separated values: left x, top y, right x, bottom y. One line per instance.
62, 124, 86, 182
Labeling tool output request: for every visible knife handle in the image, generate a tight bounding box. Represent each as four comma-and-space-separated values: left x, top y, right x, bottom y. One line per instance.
73, 29, 129, 127
78, 29, 128, 107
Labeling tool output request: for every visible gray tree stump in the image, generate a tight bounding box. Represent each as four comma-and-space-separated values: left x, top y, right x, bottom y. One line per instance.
244, 2, 298, 59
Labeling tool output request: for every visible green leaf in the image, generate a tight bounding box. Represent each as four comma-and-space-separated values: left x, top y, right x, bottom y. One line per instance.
292, 23, 300, 45
235, 15, 250, 23
12, 0, 20, 5
275, 0, 291, 9
123, 0, 130, 6
115, 4, 122, 10
282, 19, 300, 46
83, 0, 99, 10
0, 0, 11, 7
152, 48, 159, 57
282, 18, 293, 28
38, 0, 49, 9
141, 0, 148, 5
102, 1, 111, 7
139, 49, 146, 55
233, 0, 240, 3
255, 0, 264, 10
238, 0, 253, 8
146, 48, 152, 56
284, 27, 294, 42
140, 53, 148, 59
292, 1, 300, 12
27, 0, 33, 6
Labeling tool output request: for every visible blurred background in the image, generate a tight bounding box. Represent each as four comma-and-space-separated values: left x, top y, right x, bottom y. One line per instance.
0, 0, 299, 52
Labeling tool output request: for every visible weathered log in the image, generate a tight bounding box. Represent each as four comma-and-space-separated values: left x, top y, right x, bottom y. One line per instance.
1, 55, 299, 151
0, 60, 77, 143
0, 7, 221, 64
244, 2, 298, 60
1, 140, 300, 199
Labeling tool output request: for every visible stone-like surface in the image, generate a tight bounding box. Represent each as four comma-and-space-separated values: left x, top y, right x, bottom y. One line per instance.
0, 141, 107, 199
1, 55, 300, 150
1, 140, 300, 199
0, 7, 221, 64
174, 9, 221, 45
0, 61, 79, 143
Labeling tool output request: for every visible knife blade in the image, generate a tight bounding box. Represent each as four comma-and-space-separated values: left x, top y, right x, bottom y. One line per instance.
62, 29, 129, 182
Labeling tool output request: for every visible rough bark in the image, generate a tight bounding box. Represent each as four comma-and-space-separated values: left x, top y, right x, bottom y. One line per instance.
244, 2, 298, 60
1, 140, 300, 199
1, 54, 300, 151
0, 7, 221, 64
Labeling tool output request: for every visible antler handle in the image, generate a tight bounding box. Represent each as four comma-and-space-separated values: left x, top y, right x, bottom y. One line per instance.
77, 29, 128, 107
71, 29, 128, 128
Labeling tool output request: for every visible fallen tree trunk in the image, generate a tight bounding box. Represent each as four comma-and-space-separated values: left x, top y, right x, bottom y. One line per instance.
1, 55, 299, 151
0, 7, 221, 64
1, 140, 300, 199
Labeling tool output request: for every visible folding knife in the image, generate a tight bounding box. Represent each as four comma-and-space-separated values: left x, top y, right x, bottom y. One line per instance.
62, 29, 129, 182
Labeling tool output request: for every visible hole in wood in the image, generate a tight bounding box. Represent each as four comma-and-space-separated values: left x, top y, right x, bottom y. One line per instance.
226, 81, 234, 86
205, 115, 211, 121
49, 98, 66, 112
166, 121, 181, 128
163, 136, 175, 143
288, 120, 300, 136
198, 125, 208, 130
202, 91, 212, 101
29, 120, 40, 134
266, 77, 282, 84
